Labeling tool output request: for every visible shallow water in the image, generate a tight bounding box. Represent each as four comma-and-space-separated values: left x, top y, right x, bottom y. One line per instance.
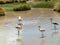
0, 8, 60, 45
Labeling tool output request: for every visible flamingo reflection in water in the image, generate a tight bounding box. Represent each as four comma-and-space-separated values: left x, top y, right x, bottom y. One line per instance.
40, 38, 46, 45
